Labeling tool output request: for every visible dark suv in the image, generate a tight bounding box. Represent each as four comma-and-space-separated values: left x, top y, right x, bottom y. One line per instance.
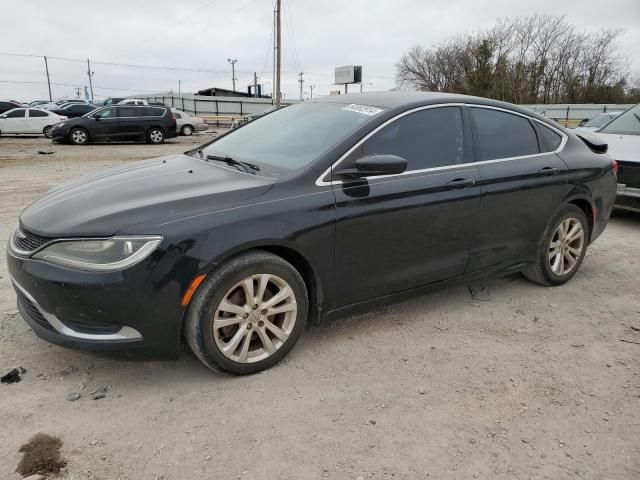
51, 105, 177, 145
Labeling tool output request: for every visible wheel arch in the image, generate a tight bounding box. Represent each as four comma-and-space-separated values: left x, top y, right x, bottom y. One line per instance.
566, 196, 594, 240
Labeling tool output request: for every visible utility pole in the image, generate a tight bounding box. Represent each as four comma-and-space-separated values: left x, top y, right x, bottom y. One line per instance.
43, 56, 52, 101
227, 58, 238, 91
298, 72, 304, 101
272, 8, 276, 105
86, 58, 94, 102
309, 85, 314, 99
275, 0, 282, 107
253, 72, 258, 98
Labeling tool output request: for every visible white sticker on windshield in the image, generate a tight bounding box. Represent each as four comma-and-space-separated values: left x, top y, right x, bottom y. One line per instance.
342, 104, 384, 116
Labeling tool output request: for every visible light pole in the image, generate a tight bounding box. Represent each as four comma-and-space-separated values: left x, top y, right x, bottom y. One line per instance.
227, 58, 238, 92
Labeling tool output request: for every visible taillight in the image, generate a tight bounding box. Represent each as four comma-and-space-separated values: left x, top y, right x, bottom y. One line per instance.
171, 115, 176, 123
611, 159, 618, 176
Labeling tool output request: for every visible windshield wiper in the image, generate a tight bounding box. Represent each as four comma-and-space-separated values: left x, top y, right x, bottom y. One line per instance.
206, 154, 260, 173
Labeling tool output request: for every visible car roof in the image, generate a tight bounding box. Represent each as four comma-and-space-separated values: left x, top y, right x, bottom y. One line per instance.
310, 91, 560, 128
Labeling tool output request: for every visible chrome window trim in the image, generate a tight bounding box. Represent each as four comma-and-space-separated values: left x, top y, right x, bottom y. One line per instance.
315, 103, 568, 187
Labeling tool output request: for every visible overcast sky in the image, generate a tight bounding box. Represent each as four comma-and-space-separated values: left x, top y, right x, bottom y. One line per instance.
1, 0, 639, 102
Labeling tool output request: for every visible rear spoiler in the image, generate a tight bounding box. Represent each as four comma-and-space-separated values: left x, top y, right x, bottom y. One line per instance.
575, 131, 608, 154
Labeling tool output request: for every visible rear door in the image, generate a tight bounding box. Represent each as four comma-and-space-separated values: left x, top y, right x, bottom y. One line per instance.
466, 106, 569, 272
331, 105, 481, 307
27, 109, 51, 133
117, 106, 146, 139
0, 108, 27, 133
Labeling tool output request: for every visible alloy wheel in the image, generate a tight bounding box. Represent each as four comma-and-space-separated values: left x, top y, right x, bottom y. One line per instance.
548, 217, 585, 275
149, 129, 163, 143
182, 125, 193, 136
43, 126, 52, 138
71, 129, 87, 144
213, 274, 297, 363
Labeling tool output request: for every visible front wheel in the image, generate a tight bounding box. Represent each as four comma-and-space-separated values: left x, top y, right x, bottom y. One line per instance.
69, 127, 89, 145
185, 251, 308, 375
523, 204, 589, 286
147, 127, 164, 144
43, 126, 53, 138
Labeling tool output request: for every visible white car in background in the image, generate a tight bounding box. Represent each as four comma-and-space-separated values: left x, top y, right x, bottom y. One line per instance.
575, 111, 621, 132
592, 103, 640, 212
173, 109, 208, 135
0, 108, 67, 138
117, 98, 148, 106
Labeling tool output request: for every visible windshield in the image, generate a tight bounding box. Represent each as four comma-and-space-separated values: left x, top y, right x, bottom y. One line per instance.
202, 102, 383, 171
584, 114, 612, 128
600, 104, 640, 135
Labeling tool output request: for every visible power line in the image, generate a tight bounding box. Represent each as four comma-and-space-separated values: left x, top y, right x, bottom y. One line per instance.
0, 80, 160, 93
282, 0, 302, 72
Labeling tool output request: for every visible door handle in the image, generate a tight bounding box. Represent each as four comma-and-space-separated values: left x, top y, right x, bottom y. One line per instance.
446, 178, 476, 189
537, 167, 561, 176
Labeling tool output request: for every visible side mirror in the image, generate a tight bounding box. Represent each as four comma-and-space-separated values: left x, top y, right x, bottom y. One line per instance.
336, 154, 408, 178
94, 116, 101, 121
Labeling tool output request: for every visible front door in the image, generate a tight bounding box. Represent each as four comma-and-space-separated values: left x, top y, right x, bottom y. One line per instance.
90, 106, 120, 139
0, 108, 27, 133
331, 106, 481, 308
466, 106, 570, 271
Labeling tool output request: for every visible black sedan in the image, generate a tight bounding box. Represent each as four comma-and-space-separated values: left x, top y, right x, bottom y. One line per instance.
50, 103, 97, 118
7, 92, 617, 375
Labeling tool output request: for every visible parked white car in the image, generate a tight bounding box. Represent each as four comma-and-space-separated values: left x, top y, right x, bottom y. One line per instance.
575, 111, 621, 132
0, 108, 67, 138
117, 98, 148, 106
592, 103, 640, 212
173, 109, 208, 135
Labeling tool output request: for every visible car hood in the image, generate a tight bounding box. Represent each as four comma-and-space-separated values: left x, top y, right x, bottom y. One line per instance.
592, 132, 640, 163
20, 154, 276, 237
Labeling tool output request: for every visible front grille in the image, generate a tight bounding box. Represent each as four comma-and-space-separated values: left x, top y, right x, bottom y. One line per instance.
16, 291, 56, 332
12, 225, 52, 253
618, 161, 640, 189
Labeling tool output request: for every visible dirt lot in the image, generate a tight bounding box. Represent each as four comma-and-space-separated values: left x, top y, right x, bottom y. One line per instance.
0, 135, 639, 480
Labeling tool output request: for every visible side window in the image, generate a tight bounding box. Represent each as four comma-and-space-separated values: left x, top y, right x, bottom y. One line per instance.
355, 107, 465, 171
94, 107, 117, 119
5, 109, 26, 118
119, 107, 139, 118
29, 109, 48, 117
471, 108, 539, 160
535, 123, 563, 152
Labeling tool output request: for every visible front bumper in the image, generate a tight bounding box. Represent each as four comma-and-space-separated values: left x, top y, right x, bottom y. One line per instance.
51, 124, 70, 141
6, 247, 186, 360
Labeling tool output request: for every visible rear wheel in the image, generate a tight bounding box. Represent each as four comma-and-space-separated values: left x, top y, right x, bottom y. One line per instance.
43, 126, 53, 138
523, 204, 588, 286
186, 251, 308, 375
181, 125, 193, 136
147, 127, 164, 144
69, 127, 89, 145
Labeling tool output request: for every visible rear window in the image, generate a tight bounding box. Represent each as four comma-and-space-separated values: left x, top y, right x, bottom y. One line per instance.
600, 104, 640, 135
535, 123, 563, 152
471, 107, 539, 160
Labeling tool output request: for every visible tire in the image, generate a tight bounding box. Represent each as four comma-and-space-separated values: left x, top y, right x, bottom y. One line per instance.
523, 204, 589, 286
43, 126, 53, 138
181, 125, 193, 136
147, 127, 164, 144
68, 127, 89, 145
185, 250, 308, 375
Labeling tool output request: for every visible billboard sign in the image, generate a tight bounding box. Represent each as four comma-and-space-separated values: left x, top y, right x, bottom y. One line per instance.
335, 65, 362, 85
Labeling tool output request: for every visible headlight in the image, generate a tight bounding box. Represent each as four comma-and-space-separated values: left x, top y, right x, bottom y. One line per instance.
32, 236, 162, 272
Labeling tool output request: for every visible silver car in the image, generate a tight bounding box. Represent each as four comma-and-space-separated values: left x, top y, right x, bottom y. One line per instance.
173, 109, 208, 136
575, 111, 621, 132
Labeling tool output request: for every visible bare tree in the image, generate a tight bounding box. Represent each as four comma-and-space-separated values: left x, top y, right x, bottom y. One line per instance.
396, 15, 635, 104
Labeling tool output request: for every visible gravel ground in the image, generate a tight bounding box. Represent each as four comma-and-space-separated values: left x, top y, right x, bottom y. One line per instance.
0, 135, 639, 480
